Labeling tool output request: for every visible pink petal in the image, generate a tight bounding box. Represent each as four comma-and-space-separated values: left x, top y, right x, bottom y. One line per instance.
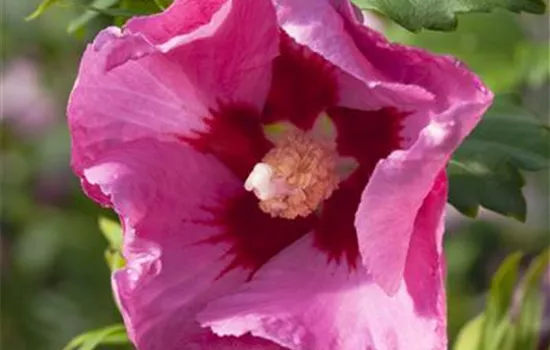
354, 69, 491, 294
82, 139, 253, 348
184, 332, 287, 350
184, 105, 274, 180
84, 138, 310, 348
199, 177, 448, 350
262, 34, 338, 130
273, 0, 492, 294
124, 0, 227, 43
69, 4, 317, 344
272, 0, 435, 111
313, 170, 364, 267
69, 0, 279, 171
104, 0, 279, 107
69, 34, 206, 170
405, 171, 447, 318
158, 0, 279, 110
328, 106, 404, 169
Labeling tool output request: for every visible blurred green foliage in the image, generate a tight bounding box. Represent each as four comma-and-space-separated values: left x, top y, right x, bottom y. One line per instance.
62, 323, 129, 350
98, 218, 124, 272
386, 10, 550, 93
1, 1, 549, 350
353, 0, 546, 31
454, 249, 549, 350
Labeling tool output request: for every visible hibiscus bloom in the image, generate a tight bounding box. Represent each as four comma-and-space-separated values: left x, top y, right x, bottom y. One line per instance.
68, 0, 492, 349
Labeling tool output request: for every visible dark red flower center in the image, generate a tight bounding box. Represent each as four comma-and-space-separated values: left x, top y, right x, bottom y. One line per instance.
188, 34, 405, 276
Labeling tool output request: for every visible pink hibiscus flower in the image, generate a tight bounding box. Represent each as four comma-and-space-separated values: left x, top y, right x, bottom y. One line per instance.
68, 0, 492, 349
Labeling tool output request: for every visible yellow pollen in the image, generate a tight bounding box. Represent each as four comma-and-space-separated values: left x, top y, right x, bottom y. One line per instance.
245, 129, 339, 219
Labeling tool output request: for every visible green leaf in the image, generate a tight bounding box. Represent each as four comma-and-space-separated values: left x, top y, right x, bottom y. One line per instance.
455, 251, 549, 350
353, 0, 546, 32
448, 95, 550, 221
98, 217, 125, 271
62, 324, 129, 350
153, 0, 172, 10
86, 5, 150, 17
67, 0, 120, 34
114, 0, 165, 26
105, 248, 126, 271
482, 252, 522, 350
515, 249, 549, 350
98, 217, 122, 249
454, 313, 485, 350
491, 318, 515, 350
25, 0, 63, 21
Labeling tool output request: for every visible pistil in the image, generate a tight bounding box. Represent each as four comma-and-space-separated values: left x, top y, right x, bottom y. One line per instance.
245, 129, 339, 219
